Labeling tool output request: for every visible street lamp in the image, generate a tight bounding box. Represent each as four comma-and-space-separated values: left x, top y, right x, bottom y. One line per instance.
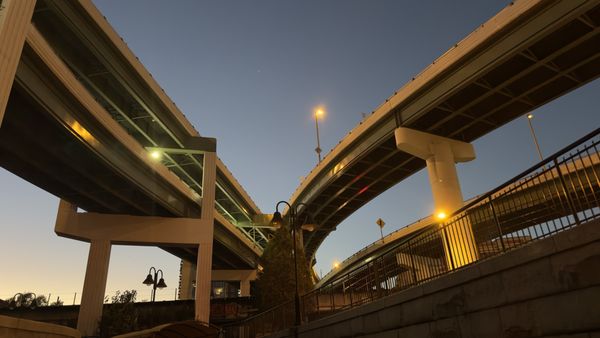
314, 108, 325, 163
142, 267, 167, 302
527, 114, 543, 161
270, 201, 316, 326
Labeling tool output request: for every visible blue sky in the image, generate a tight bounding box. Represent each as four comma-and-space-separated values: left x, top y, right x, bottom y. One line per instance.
1, 0, 598, 302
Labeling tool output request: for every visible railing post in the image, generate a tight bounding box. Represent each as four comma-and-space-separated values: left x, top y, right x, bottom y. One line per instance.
488, 197, 506, 252
315, 290, 320, 318
381, 257, 390, 296
442, 226, 456, 271
300, 295, 305, 324
374, 259, 382, 299
554, 158, 581, 225
347, 273, 353, 308
368, 262, 375, 302
408, 240, 419, 286
330, 282, 334, 311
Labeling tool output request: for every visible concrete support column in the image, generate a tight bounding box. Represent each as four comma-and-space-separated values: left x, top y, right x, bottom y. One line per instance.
240, 279, 251, 297
395, 127, 478, 268
77, 239, 111, 337
195, 244, 213, 323
195, 151, 216, 324
0, 0, 36, 126
179, 260, 196, 300
425, 142, 464, 214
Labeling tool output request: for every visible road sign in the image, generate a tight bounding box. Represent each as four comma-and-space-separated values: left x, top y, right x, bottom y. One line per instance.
376, 218, 385, 243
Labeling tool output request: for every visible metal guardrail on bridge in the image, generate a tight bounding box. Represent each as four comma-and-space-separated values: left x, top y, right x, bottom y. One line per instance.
224, 127, 600, 337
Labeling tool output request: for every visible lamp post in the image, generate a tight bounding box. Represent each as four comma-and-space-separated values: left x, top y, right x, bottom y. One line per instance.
314, 108, 325, 163
270, 201, 316, 327
527, 114, 543, 161
142, 267, 167, 302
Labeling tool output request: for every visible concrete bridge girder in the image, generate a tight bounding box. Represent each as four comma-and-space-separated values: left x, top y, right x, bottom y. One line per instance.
0, 0, 37, 126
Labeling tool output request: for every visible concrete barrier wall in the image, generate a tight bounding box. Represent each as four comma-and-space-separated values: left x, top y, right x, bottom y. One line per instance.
0, 297, 254, 331
272, 218, 600, 338
0, 315, 80, 338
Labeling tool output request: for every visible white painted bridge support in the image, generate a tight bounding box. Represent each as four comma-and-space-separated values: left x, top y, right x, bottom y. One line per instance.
55, 200, 216, 336
0, 0, 36, 126
55, 144, 217, 335
78, 239, 111, 336
195, 151, 216, 324
395, 127, 479, 268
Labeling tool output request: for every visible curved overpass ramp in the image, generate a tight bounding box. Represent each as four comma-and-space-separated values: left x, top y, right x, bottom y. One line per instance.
316, 142, 600, 286
289, 0, 600, 263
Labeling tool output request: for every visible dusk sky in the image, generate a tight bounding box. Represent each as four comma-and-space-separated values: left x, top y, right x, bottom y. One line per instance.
1, 0, 598, 303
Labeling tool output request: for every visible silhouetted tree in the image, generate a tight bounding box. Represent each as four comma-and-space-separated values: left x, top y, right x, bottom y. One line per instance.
255, 225, 313, 311
99, 290, 138, 337
35, 294, 48, 307
6, 292, 39, 309
50, 297, 64, 306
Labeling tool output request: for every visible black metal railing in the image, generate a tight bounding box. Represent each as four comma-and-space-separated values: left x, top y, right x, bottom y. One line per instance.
224, 128, 600, 338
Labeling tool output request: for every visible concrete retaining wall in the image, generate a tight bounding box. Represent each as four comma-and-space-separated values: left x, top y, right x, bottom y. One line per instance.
0, 296, 254, 331
0, 315, 80, 338
272, 219, 600, 338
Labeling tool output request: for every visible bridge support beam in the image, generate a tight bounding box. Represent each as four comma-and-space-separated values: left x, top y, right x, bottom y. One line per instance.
53, 136, 218, 332
78, 239, 111, 336
395, 127, 478, 268
195, 151, 216, 324
55, 200, 215, 336
0, 0, 36, 126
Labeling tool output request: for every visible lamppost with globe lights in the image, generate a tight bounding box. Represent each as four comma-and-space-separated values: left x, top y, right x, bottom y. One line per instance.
142, 267, 167, 302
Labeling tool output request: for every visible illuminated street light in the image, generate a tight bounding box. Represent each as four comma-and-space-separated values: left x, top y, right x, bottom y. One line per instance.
314, 108, 325, 163
436, 211, 447, 220
527, 114, 544, 161
150, 150, 162, 160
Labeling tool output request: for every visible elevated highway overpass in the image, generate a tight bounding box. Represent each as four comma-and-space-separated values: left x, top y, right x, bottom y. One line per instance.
0, 0, 270, 333
1, 0, 269, 268
288, 0, 600, 264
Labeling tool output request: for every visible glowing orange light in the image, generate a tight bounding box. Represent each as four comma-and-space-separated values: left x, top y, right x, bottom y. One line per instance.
436, 211, 447, 220
70, 121, 98, 146
315, 108, 325, 118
